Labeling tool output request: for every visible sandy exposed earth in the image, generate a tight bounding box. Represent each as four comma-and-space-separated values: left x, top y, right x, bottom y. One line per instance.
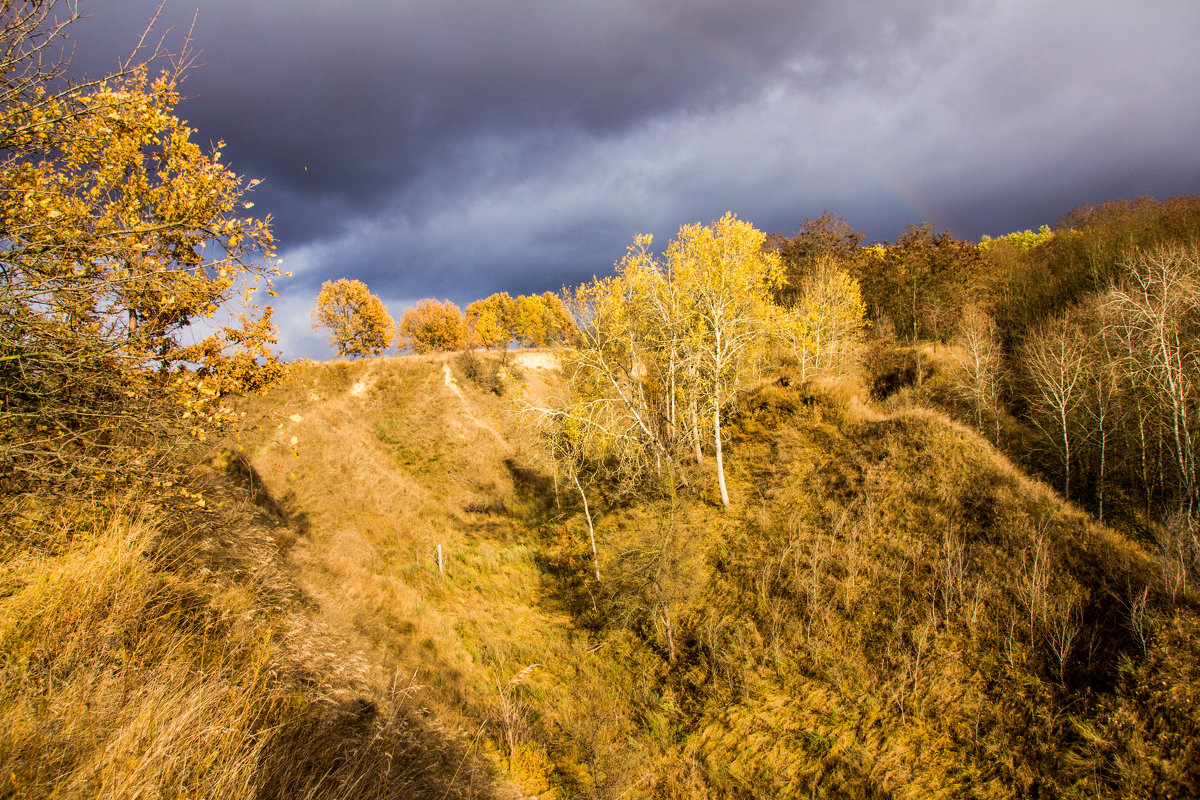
510, 349, 559, 370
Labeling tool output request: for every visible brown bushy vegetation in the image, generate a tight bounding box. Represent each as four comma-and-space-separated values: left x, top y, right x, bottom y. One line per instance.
989, 195, 1200, 340
851, 197, 1200, 555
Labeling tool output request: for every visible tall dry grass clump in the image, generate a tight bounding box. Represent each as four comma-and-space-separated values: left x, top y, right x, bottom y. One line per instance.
0, 511, 277, 797
0, 496, 497, 800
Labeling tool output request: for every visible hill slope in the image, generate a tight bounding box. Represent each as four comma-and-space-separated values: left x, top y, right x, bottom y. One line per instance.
230, 354, 1199, 798
647, 386, 1197, 797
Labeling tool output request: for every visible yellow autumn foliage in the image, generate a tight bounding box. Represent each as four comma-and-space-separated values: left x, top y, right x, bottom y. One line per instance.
312, 278, 396, 357
782, 257, 867, 381
466, 291, 579, 349
466, 292, 517, 348
0, 3, 283, 497
398, 298, 470, 354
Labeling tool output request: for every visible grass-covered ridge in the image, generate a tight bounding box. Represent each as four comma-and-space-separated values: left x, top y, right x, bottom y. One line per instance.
636, 382, 1194, 797
210, 354, 1199, 796
3, 347, 1198, 797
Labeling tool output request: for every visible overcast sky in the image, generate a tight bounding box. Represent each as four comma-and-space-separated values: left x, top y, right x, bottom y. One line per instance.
72, 0, 1200, 359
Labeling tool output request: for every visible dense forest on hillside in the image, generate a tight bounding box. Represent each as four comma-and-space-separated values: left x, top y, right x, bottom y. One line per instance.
2, 3, 1200, 799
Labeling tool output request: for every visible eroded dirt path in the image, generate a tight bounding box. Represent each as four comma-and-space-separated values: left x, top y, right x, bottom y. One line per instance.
442, 362, 508, 447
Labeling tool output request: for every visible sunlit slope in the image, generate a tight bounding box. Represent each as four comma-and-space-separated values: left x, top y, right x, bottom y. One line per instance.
643, 381, 1199, 798
0, 351, 567, 800
243, 355, 1198, 799
241, 351, 598, 793
0, 436, 500, 800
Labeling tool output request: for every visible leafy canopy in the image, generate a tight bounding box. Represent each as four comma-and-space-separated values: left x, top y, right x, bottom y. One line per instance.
549, 213, 785, 508
311, 278, 395, 357
466, 291, 579, 350
398, 298, 470, 354
0, 2, 284, 497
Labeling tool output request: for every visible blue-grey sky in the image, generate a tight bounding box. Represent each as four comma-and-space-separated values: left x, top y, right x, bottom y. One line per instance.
72, 1, 1200, 359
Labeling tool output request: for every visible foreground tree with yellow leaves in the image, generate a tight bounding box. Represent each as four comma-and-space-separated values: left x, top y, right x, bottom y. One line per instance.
311, 278, 395, 357
667, 212, 784, 507
0, 2, 285, 501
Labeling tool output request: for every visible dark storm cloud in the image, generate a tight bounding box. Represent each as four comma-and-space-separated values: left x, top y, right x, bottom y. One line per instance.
67, 0, 1200, 357
74, 1, 968, 240
77, 3, 785, 216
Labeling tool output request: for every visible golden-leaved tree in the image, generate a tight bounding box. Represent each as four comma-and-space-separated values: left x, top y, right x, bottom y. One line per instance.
545, 213, 782, 511
465, 290, 580, 349
465, 292, 515, 349
780, 256, 867, 382
398, 298, 470, 353
667, 212, 784, 507
0, 2, 284, 500
311, 278, 395, 357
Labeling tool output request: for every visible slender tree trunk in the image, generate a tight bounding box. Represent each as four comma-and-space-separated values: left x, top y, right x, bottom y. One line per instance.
1098, 411, 1107, 522
1170, 339, 1198, 516
912, 281, 919, 345
573, 472, 600, 582
552, 464, 560, 508
912, 279, 923, 385
813, 324, 823, 378
691, 398, 704, 464
663, 608, 676, 663
1061, 405, 1072, 498
1137, 403, 1152, 515
974, 363, 984, 432
668, 352, 677, 448
714, 399, 730, 509
1158, 329, 1194, 515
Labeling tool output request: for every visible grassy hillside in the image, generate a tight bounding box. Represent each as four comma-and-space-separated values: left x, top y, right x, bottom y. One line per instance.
0, 457, 496, 799
237, 351, 615, 795
5, 349, 1195, 798
638, 382, 1196, 797
232, 353, 1198, 798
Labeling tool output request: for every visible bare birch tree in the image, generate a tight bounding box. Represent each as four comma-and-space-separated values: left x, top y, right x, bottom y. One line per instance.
1022, 314, 1089, 498
952, 305, 1004, 443
1107, 244, 1200, 518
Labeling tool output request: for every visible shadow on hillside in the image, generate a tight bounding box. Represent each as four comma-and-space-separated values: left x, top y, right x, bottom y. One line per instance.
222, 450, 312, 547
255, 696, 498, 800
499, 455, 610, 620
504, 456, 556, 508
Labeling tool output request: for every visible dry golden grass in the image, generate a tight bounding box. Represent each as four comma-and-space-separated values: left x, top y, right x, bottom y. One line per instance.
0, 473, 501, 798
9, 348, 1194, 799
0, 514, 273, 798
632, 375, 1198, 798
237, 353, 616, 796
